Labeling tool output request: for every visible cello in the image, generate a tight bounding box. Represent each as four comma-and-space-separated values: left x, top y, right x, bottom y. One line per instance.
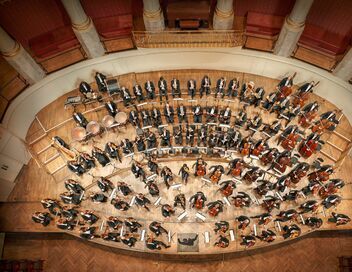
299, 111, 316, 128
277, 86, 292, 100
195, 197, 204, 209
221, 184, 234, 197
273, 153, 292, 174
281, 133, 299, 150
210, 169, 222, 184
230, 160, 244, 177
299, 139, 318, 158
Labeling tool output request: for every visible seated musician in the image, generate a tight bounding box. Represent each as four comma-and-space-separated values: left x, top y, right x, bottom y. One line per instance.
313, 110, 339, 132
80, 226, 98, 240
206, 105, 218, 123
95, 71, 107, 92
319, 179, 345, 198
141, 110, 151, 127
105, 142, 121, 162
243, 166, 264, 184
301, 181, 321, 196
261, 118, 282, 137
145, 80, 156, 100
251, 213, 272, 225
146, 236, 170, 250
328, 212, 351, 226
299, 132, 321, 158
124, 217, 142, 233
274, 175, 291, 193
227, 158, 245, 177
102, 231, 121, 242
179, 164, 190, 184
189, 191, 207, 209
193, 104, 203, 123
207, 200, 224, 217
80, 210, 99, 225
120, 86, 132, 106
209, 165, 225, 184
238, 137, 253, 156
171, 77, 181, 98
188, 79, 197, 99
174, 193, 186, 210
158, 76, 168, 101
249, 87, 265, 107
299, 101, 319, 127
111, 197, 130, 211
79, 81, 94, 99
146, 179, 159, 196
79, 152, 95, 170
305, 217, 323, 229
251, 139, 268, 157
177, 104, 187, 123
254, 180, 276, 196
129, 110, 140, 127
214, 235, 229, 248
161, 166, 174, 189
149, 221, 168, 236
97, 177, 114, 193
60, 191, 82, 205
67, 159, 86, 176
164, 102, 174, 124
133, 84, 144, 102
308, 164, 333, 182
193, 157, 207, 176
257, 229, 276, 243
272, 150, 293, 174
52, 136, 70, 150
277, 73, 295, 90
135, 193, 151, 211
234, 108, 247, 127
215, 77, 226, 98
214, 221, 229, 234
145, 129, 157, 149
227, 77, 239, 97
275, 209, 298, 222
161, 204, 175, 218
121, 233, 137, 247
322, 195, 341, 209
61, 206, 79, 221
92, 146, 110, 167
151, 107, 162, 127
208, 132, 217, 148
219, 107, 231, 124
32, 211, 52, 226
57, 218, 76, 230
41, 198, 61, 215
262, 195, 281, 212
278, 125, 302, 145
135, 135, 146, 152
73, 112, 88, 128
117, 182, 132, 196
160, 128, 171, 147
146, 155, 158, 175
262, 91, 277, 110
236, 215, 250, 230
240, 235, 256, 247
260, 147, 279, 166
282, 224, 301, 239
228, 129, 242, 148
279, 103, 301, 123
120, 138, 134, 154
270, 96, 291, 114
105, 100, 118, 117
65, 179, 84, 194
219, 180, 236, 197
200, 75, 211, 97
296, 81, 317, 97
240, 81, 255, 102
283, 190, 301, 201
107, 216, 123, 230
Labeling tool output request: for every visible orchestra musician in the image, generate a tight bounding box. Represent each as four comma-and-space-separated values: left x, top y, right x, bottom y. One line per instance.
107, 216, 123, 230
161, 166, 174, 189
219, 180, 236, 197
275, 209, 298, 222
236, 215, 250, 230
173, 125, 183, 145
299, 132, 321, 158
72, 112, 88, 128
278, 124, 303, 146
79, 152, 96, 171
206, 105, 218, 123
135, 135, 146, 152
277, 73, 295, 91
124, 217, 142, 233
146, 236, 170, 250
200, 75, 211, 97
234, 108, 247, 127
64, 179, 84, 194
189, 191, 207, 209
80, 210, 99, 225
177, 104, 187, 123
164, 102, 174, 124
288, 162, 310, 184
282, 190, 301, 201
158, 76, 168, 101
249, 87, 265, 107
257, 229, 276, 243
41, 198, 61, 215
240, 81, 255, 102
120, 138, 134, 154
146, 179, 159, 197
262, 195, 281, 212
193, 104, 203, 123
145, 80, 156, 100
282, 224, 301, 239
299, 200, 318, 213
251, 213, 272, 225
214, 221, 229, 234
219, 107, 231, 124
299, 101, 319, 128
304, 217, 323, 229
149, 221, 168, 236
209, 165, 225, 184
262, 91, 277, 110
240, 235, 256, 248
79, 81, 94, 99
251, 139, 268, 157
319, 179, 345, 198
171, 77, 181, 98
80, 226, 98, 240
279, 103, 301, 123
301, 181, 321, 196
95, 72, 107, 92
120, 86, 132, 106
32, 212, 52, 226
90, 192, 108, 203
131, 161, 146, 180
328, 212, 351, 226
133, 84, 144, 102
254, 180, 276, 196
231, 192, 251, 208
274, 175, 291, 193
227, 77, 239, 97
117, 182, 132, 196
111, 197, 130, 211
271, 150, 292, 174
129, 110, 140, 127
179, 164, 190, 184
135, 193, 151, 211
293, 81, 319, 107
207, 200, 224, 217
146, 129, 157, 149
308, 165, 333, 183
61, 206, 79, 221
229, 129, 242, 149
57, 218, 76, 230
92, 146, 110, 167
160, 127, 171, 147
312, 110, 339, 133
215, 77, 226, 98
197, 125, 208, 146
121, 233, 137, 247
151, 107, 162, 127
102, 231, 120, 242
67, 159, 86, 176
147, 155, 159, 174
174, 193, 186, 210
260, 147, 279, 166
97, 177, 114, 193
239, 136, 253, 156
214, 235, 229, 248
161, 204, 175, 218
188, 79, 197, 99
141, 110, 151, 127
193, 157, 207, 176
322, 195, 341, 209
105, 142, 121, 162
243, 166, 264, 184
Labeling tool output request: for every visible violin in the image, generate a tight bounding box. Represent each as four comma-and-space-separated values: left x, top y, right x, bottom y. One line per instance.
299, 139, 318, 158
210, 170, 222, 184
196, 164, 206, 177
281, 133, 299, 150
241, 142, 250, 156
277, 86, 292, 100
231, 161, 244, 177
208, 206, 219, 217
221, 184, 233, 197
195, 198, 203, 209
252, 142, 265, 157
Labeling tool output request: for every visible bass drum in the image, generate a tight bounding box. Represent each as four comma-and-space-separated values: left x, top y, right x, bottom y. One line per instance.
102, 115, 115, 128
115, 112, 128, 125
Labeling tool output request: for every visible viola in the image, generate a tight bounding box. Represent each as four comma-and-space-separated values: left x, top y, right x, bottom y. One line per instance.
196, 164, 206, 177
210, 170, 222, 184
222, 184, 233, 197
195, 198, 203, 209
281, 133, 299, 150
277, 86, 292, 100
299, 139, 318, 158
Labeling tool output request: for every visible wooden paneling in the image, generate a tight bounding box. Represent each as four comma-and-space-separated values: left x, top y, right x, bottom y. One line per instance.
103, 36, 135, 53
244, 35, 276, 52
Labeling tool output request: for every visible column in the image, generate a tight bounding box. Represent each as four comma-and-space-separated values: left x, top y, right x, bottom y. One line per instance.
333, 48, 352, 81
143, 0, 165, 31
0, 27, 45, 84
213, 0, 234, 30
61, 0, 105, 58
273, 0, 314, 57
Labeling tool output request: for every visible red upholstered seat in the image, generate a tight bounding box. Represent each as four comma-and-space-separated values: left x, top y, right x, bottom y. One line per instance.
29, 26, 79, 59
246, 12, 284, 36
94, 14, 133, 40
298, 24, 349, 55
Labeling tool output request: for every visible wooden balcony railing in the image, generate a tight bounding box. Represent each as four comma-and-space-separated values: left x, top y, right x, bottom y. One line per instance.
132, 30, 244, 48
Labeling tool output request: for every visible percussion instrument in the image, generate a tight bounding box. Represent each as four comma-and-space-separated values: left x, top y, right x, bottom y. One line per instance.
71, 127, 87, 142
102, 115, 115, 128
115, 112, 128, 125
86, 121, 101, 136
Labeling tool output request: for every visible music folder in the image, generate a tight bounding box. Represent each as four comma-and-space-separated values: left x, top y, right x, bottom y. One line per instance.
201, 177, 211, 184
229, 229, 235, 241
140, 229, 146, 241
129, 196, 136, 206
170, 183, 182, 190
154, 197, 162, 206
223, 197, 231, 206
147, 173, 158, 180
195, 212, 206, 222
253, 224, 257, 236
177, 211, 187, 221
204, 231, 210, 243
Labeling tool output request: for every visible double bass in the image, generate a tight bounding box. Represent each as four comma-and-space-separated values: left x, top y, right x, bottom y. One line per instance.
196, 165, 206, 177
208, 206, 220, 217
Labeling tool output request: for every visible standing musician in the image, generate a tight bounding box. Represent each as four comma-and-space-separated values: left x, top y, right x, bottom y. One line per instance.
282, 224, 301, 239
146, 129, 157, 149
41, 199, 61, 215
105, 100, 118, 117
145, 80, 156, 100
135, 135, 146, 152
188, 79, 197, 99
288, 162, 310, 184
271, 150, 292, 174
73, 112, 88, 128
161, 204, 175, 218
293, 81, 319, 107
299, 200, 319, 214
328, 212, 351, 226
161, 166, 174, 189
308, 165, 333, 183
95, 71, 107, 92
251, 213, 272, 225
206, 105, 218, 123
193, 157, 207, 176
299, 132, 321, 158
120, 138, 134, 155
106, 216, 123, 230
299, 101, 319, 128
177, 104, 187, 123
275, 209, 298, 222
135, 193, 151, 211
174, 193, 186, 210
164, 102, 174, 124
231, 192, 251, 208
105, 142, 121, 162
262, 195, 281, 212
257, 230, 276, 243
227, 77, 240, 97
141, 110, 151, 127
64, 179, 84, 194
147, 155, 159, 174
207, 200, 224, 217
240, 81, 255, 102
146, 236, 170, 250
250, 87, 265, 107
234, 108, 248, 127
133, 84, 144, 102
146, 179, 159, 196
214, 221, 229, 234
214, 235, 229, 248
215, 77, 226, 98
236, 215, 251, 230
186, 124, 195, 146
197, 125, 208, 146
209, 165, 225, 184
97, 177, 114, 193
151, 107, 162, 127
219, 107, 232, 124
240, 235, 256, 248
171, 77, 181, 98
117, 182, 132, 196
179, 164, 190, 184
260, 147, 279, 166
219, 180, 236, 197
80, 210, 99, 225
262, 91, 278, 110
149, 221, 168, 236
173, 125, 183, 145
131, 161, 146, 180
92, 147, 110, 167
129, 110, 140, 127
193, 104, 203, 123
32, 212, 52, 226
189, 191, 207, 209
111, 197, 130, 211
67, 159, 86, 176
322, 195, 341, 209
312, 110, 339, 133
120, 87, 132, 106
125, 217, 142, 233
200, 75, 211, 97
243, 166, 264, 184
158, 76, 168, 101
